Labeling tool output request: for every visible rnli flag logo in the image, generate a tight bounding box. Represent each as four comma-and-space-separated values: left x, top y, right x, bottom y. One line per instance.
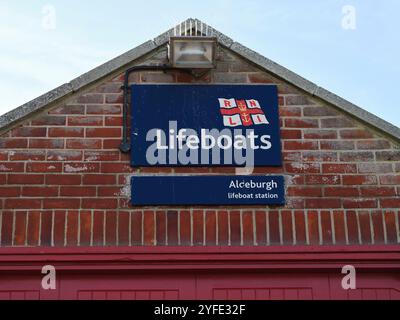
219, 98, 269, 127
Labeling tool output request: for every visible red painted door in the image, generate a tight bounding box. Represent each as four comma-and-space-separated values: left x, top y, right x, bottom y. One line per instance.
1, 270, 396, 300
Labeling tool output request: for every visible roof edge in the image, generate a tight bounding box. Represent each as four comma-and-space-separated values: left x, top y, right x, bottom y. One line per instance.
1, 18, 399, 142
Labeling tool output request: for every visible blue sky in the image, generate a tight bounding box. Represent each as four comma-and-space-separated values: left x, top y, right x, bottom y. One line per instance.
0, 0, 399, 126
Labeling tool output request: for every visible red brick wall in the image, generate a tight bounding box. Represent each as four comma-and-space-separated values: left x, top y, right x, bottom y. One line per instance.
0, 46, 399, 247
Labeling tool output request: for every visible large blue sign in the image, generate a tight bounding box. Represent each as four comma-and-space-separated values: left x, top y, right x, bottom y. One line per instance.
131, 84, 282, 167
131, 176, 285, 206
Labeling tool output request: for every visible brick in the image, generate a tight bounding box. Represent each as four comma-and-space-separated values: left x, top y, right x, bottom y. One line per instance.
131, 211, 142, 245
105, 116, 123, 126
66, 139, 102, 149
14, 212, 27, 246
0, 151, 6, 160
376, 151, 400, 161
342, 175, 377, 185
285, 95, 310, 105
27, 211, 40, 246
141, 72, 175, 83
294, 211, 307, 245
358, 212, 372, 244
230, 211, 241, 245
179, 210, 191, 245
380, 198, 400, 208
53, 211, 66, 247
340, 129, 374, 139
339, 151, 374, 162
49, 104, 85, 115
66, 211, 79, 246
64, 162, 100, 173
287, 187, 322, 197
285, 163, 320, 174
40, 212, 53, 246
320, 117, 355, 128
357, 140, 391, 150
143, 211, 155, 246
303, 130, 337, 139
22, 187, 58, 197
269, 211, 280, 245
84, 151, 120, 161
320, 211, 333, 245
92, 211, 104, 246
60, 187, 96, 197
49, 127, 84, 137
1, 211, 13, 246
307, 211, 319, 245
0, 138, 28, 149
305, 175, 340, 185
371, 211, 385, 244
87, 105, 121, 115
281, 211, 293, 245
29, 139, 64, 149
77, 93, 104, 104
325, 187, 359, 197
10, 150, 45, 161
68, 116, 103, 126
279, 107, 301, 117
213, 73, 247, 83
254, 211, 267, 245
217, 211, 229, 245
95, 82, 122, 94
44, 198, 80, 209
0, 187, 20, 197
242, 211, 254, 245
78, 211, 91, 246
342, 198, 377, 209
383, 211, 397, 244
156, 211, 166, 245
118, 211, 130, 246
31, 116, 66, 126
105, 94, 123, 104
11, 127, 46, 137
306, 198, 341, 209
204, 211, 216, 246
285, 118, 318, 128
46, 174, 81, 185
303, 106, 337, 116
97, 186, 120, 197
280, 129, 302, 139
82, 199, 117, 209
302, 151, 337, 162
284, 141, 318, 150
101, 163, 132, 173
333, 211, 346, 245
47, 150, 82, 161
358, 163, 393, 174
321, 141, 354, 150
167, 211, 178, 245
105, 211, 117, 246
193, 210, 204, 246
83, 174, 116, 185
360, 187, 396, 197
103, 139, 120, 149
322, 164, 357, 173
8, 174, 44, 185
27, 162, 62, 173
0, 162, 24, 172
86, 128, 121, 138
346, 211, 359, 244
379, 175, 400, 185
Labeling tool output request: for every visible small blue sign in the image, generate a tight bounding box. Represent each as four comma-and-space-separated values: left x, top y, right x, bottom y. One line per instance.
131, 84, 282, 167
131, 176, 285, 206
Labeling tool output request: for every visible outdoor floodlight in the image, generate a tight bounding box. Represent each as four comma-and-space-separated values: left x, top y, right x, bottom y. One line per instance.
168, 37, 217, 69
